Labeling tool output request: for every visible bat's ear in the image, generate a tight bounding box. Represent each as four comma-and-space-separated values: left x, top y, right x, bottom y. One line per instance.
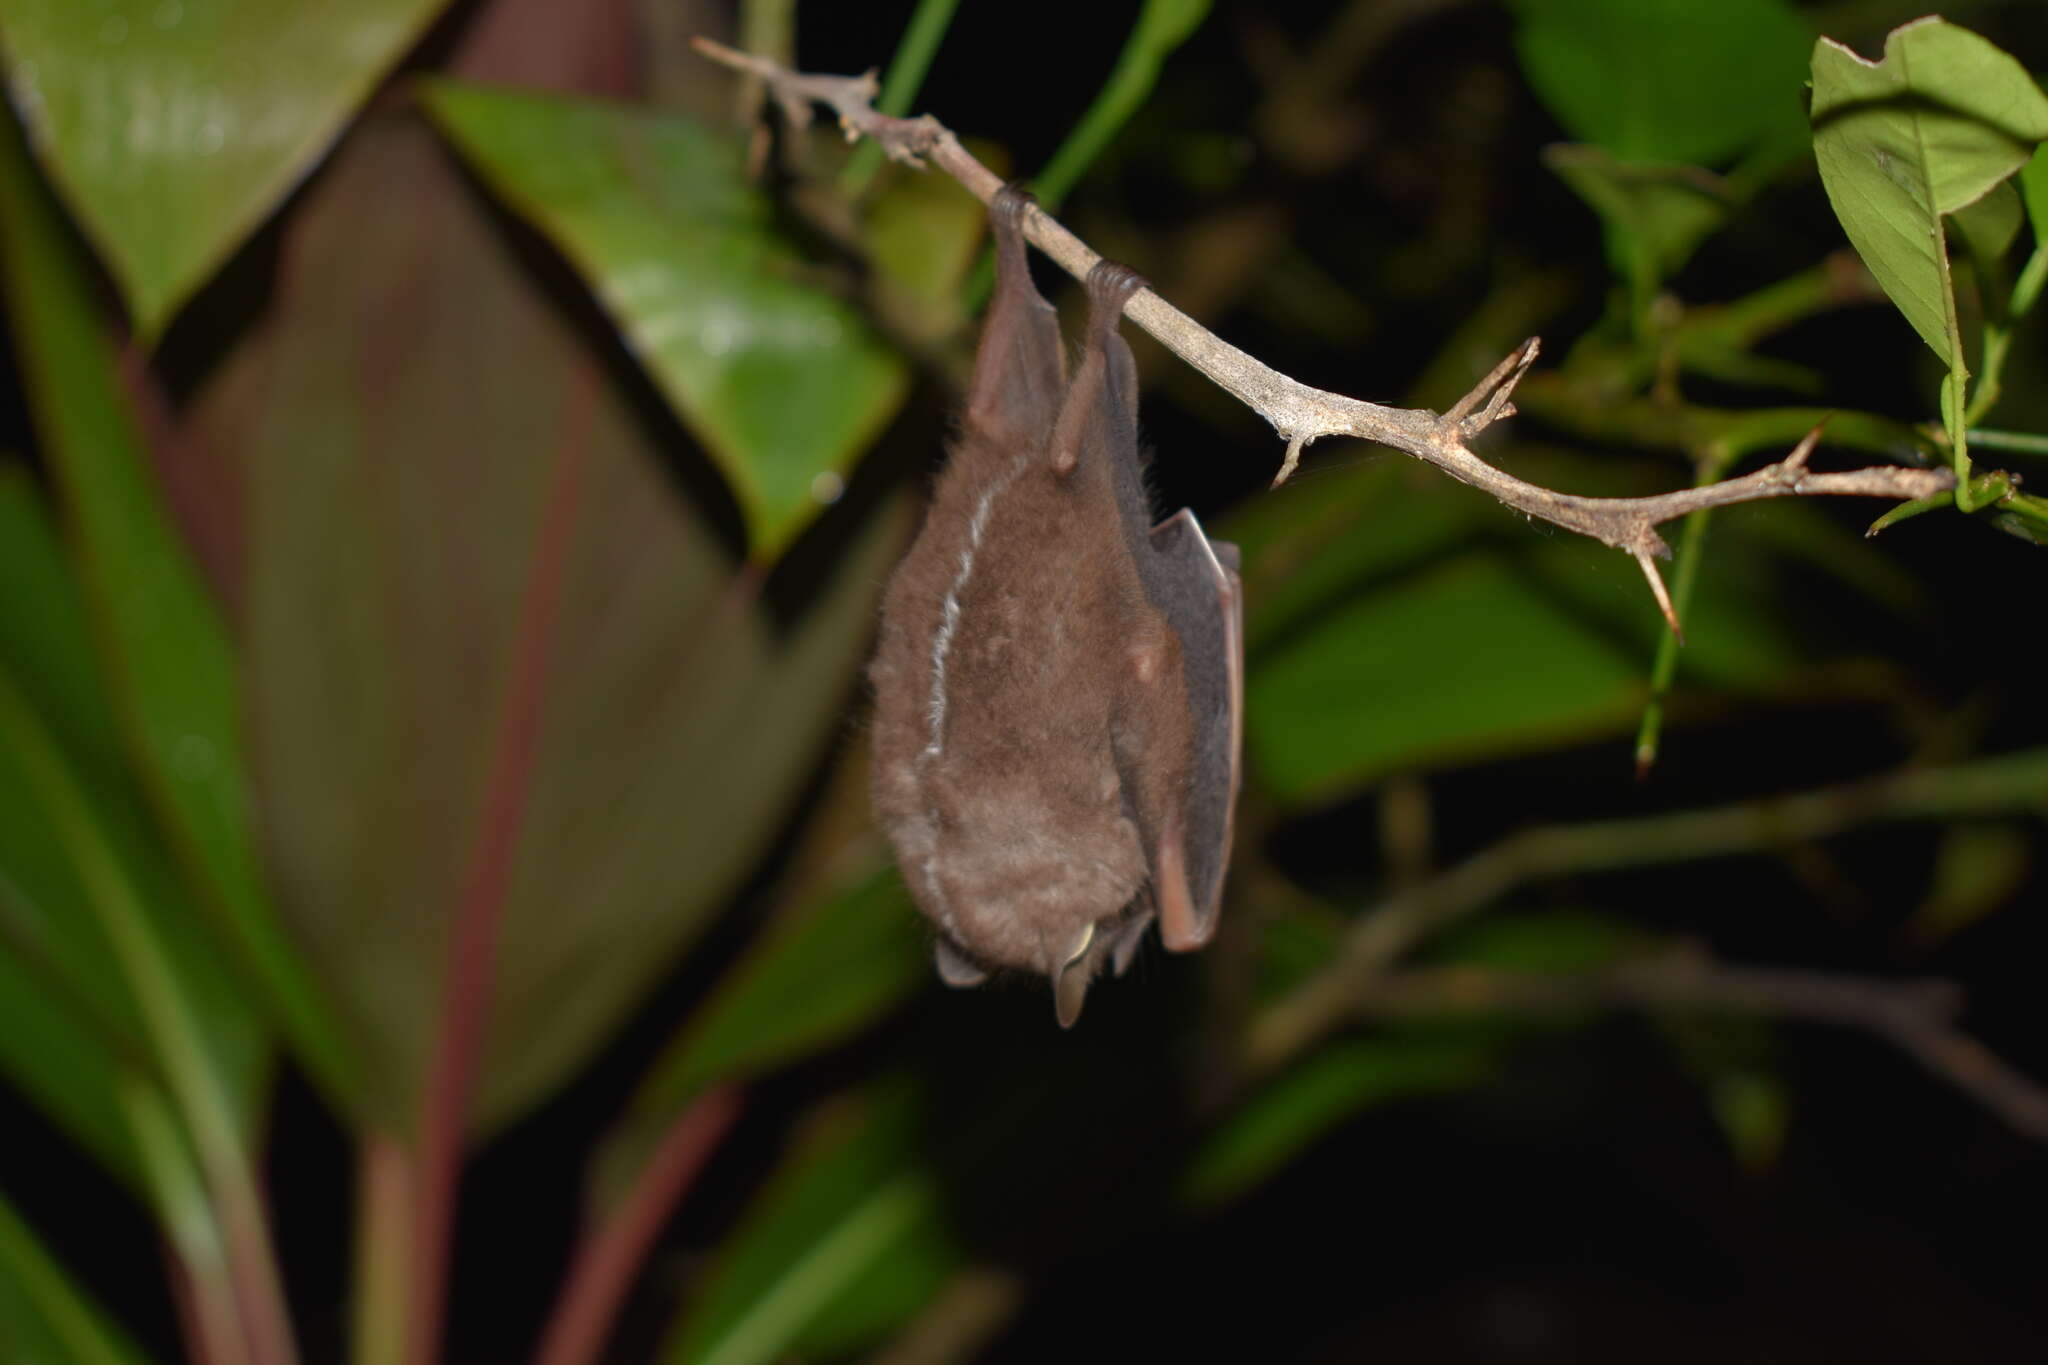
932, 936, 990, 989
966, 185, 1066, 446
1053, 923, 1096, 1028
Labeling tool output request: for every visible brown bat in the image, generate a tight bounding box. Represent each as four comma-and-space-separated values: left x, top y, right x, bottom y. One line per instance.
869, 185, 1243, 1027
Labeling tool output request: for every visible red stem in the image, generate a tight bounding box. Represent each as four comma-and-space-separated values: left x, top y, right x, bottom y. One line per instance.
403, 379, 595, 1365
529, 1088, 744, 1365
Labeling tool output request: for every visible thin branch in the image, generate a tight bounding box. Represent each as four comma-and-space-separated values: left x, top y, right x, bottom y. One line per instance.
1245, 747, 2048, 1075
1363, 950, 2048, 1142
690, 38, 1954, 632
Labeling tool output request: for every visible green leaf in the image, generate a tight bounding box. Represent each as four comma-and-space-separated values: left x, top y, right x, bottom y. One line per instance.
195, 115, 903, 1133
421, 81, 910, 561
0, 108, 358, 1109
1247, 552, 1644, 801
1544, 144, 1732, 307
1511, 0, 1811, 166
1180, 1036, 1493, 1208
596, 864, 927, 1208
1950, 179, 2023, 269
2022, 142, 2048, 243
1810, 18, 2048, 362
0, 1187, 155, 1365
0, 0, 456, 337
664, 1083, 955, 1365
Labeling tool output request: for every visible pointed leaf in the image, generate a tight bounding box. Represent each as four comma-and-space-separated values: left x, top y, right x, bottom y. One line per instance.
0, 0, 456, 336
0, 109, 358, 1108
421, 81, 909, 560
198, 115, 901, 1133
1810, 18, 2048, 360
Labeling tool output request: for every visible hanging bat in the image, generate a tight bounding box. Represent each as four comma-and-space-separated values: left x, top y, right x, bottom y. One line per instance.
869, 184, 1243, 1028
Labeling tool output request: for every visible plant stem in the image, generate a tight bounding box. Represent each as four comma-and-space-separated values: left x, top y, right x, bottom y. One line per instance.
530, 1088, 742, 1365
404, 379, 595, 1365
840, 0, 964, 194
352, 1135, 412, 1365
1964, 427, 2048, 456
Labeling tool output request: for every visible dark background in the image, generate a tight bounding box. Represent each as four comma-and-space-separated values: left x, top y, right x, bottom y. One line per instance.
6, 1, 2046, 1361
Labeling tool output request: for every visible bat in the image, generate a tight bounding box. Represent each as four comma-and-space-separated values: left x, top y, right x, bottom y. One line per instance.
869, 184, 1243, 1028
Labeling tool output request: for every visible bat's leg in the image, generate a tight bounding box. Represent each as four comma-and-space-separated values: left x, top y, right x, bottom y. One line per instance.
1047, 260, 1145, 478
964, 185, 1067, 448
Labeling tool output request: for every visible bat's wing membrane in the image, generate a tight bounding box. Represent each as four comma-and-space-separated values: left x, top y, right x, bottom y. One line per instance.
1146, 509, 1243, 950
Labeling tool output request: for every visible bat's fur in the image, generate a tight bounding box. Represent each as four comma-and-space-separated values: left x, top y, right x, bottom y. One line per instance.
870, 187, 1238, 1024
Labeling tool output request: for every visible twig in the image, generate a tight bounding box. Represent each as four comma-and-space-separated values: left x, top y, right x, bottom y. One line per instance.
1363, 950, 2048, 1142
690, 38, 1954, 632
1245, 747, 2048, 1074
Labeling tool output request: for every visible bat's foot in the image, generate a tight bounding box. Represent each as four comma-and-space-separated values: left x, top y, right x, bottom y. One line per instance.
1086, 259, 1145, 318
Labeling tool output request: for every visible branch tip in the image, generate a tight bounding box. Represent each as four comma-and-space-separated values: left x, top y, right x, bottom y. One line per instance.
1272, 435, 1309, 488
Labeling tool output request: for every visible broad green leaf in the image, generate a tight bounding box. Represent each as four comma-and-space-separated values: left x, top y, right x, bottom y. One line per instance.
1810, 18, 2048, 361
596, 864, 926, 1208
1545, 145, 1731, 303
663, 1083, 955, 1365
1180, 1037, 1493, 1208
0, 0, 456, 337
0, 112, 358, 1110
1950, 179, 2023, 268
195, 115, 901, 1133
421, 81, 909, 560
0, 1187, 154, 1365
1511, 0, 1811, 166
1247, 552, 1645, 801
2022, 143, 2048, 244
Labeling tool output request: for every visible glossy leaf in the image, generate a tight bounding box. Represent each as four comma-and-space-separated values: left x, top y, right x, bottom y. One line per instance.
0, 0, 455, 337
597, 864, 926, 1207
1811, 18, 2048, 361
421, 80, 910, 560
194, 115, 900, 1133
1180, 1037, 1494, 1208
0, 110, 357, 1109
1511, 0, 1811, 167
0, 1188, 154, 1365
663, 1083, 955, 1365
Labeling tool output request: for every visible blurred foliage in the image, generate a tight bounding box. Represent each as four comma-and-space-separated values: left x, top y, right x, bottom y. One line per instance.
0, 1, 2045, 1363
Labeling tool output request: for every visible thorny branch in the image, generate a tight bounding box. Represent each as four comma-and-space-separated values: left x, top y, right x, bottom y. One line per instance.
691, 38, 1955, 635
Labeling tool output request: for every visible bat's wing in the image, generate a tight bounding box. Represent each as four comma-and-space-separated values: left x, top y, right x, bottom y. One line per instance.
1146, 510, 1243, 951
965, 187, 1066, 447
932, 936, 990, 989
